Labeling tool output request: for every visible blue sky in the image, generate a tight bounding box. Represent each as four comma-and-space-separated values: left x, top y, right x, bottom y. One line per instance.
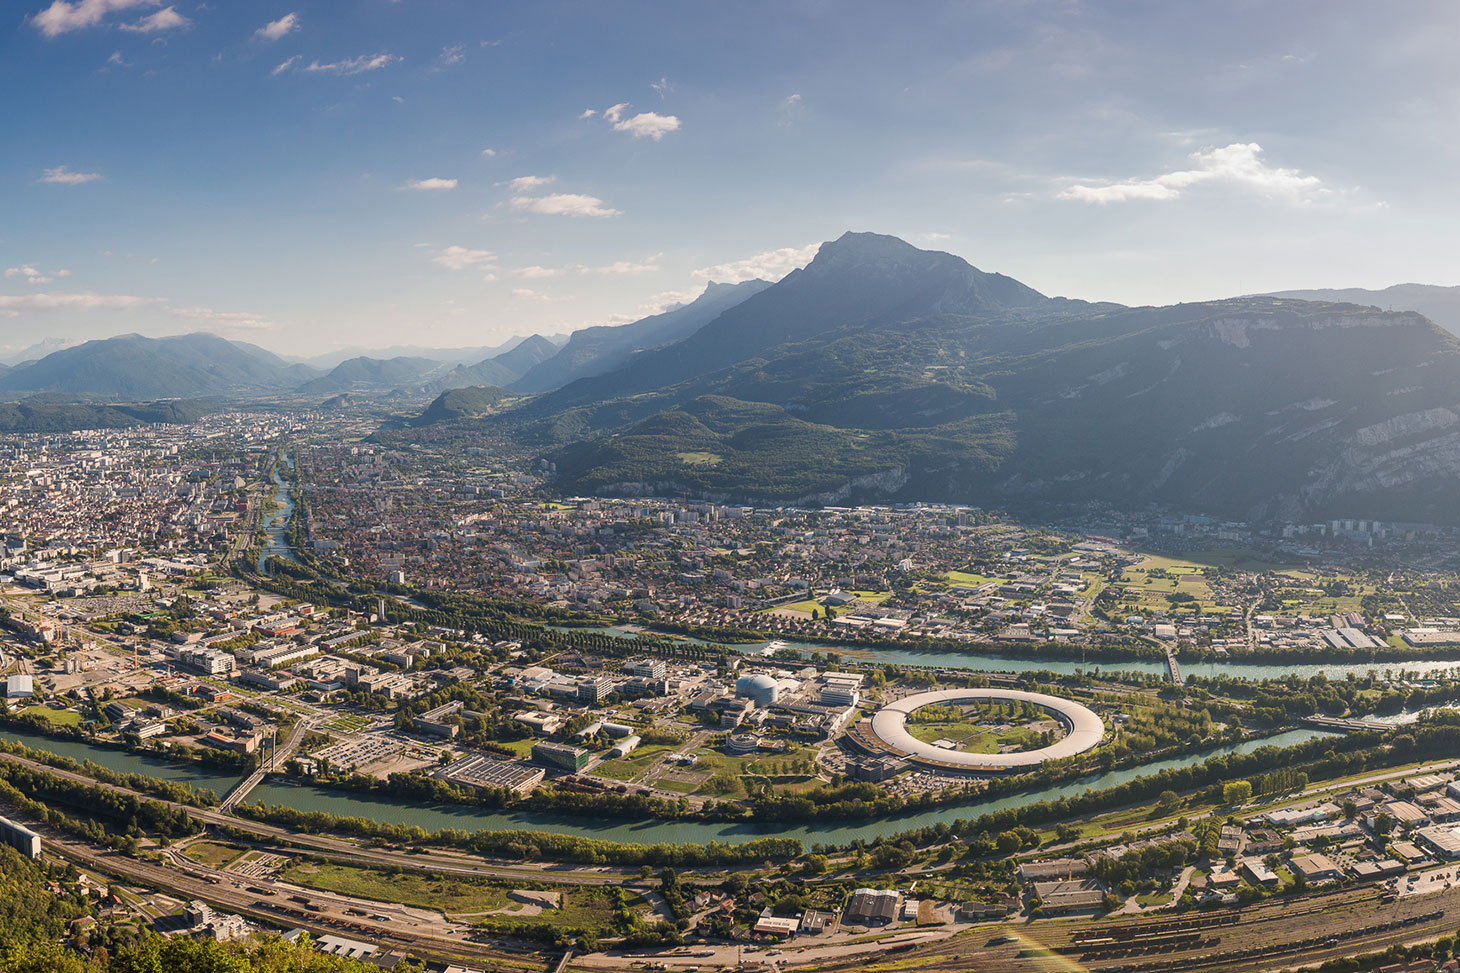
3, 0, 1459, 356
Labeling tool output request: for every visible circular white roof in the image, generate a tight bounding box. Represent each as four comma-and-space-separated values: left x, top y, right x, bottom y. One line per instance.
867, 687, 1105, 770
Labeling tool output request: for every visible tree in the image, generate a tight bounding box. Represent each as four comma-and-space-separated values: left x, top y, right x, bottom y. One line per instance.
995, 831, 1022, 855
1223, 780, 1253, 805
1157, 790, 1182, 814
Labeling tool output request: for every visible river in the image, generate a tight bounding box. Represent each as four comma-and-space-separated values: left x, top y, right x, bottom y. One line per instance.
0, 726, 1327, 847
0, 725, 242, 798
553, 625, 1460, 684
257, 454, 299, 574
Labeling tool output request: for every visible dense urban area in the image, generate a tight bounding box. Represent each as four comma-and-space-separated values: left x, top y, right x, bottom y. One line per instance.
0, 409, 1456, 973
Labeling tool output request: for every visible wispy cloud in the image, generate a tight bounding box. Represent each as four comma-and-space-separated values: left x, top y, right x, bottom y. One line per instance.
430, 246, 495, 271
117, 5, 186, 32
511, 193, 621, 218
39, 166, 102, 185
585, 102, 682, 140
590, 257, 661, 275
652, 77, 673, 98
512, 266, 559, 279
255, 11, 299, 41
31, 0, 157, 37
480, 148, 497, 158
104, 50, 132, 68
0, 292, 156, 312
501, 175, 553, 192
170, 305, 275, 332
270, 55, 299, 76
5, 266, 71, 285
693, 243, 818, 283
1058, 143, 1328, 204
437, 44, 465, 68
402, 177, 457, 191
301, 52, 400, 76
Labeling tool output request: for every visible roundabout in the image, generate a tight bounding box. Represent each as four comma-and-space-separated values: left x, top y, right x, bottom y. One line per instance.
865, 687, 1106, 772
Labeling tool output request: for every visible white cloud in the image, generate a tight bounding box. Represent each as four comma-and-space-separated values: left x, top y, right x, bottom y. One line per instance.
104, 50, 131, 67
612, 111, 680, 140
480, 148, 497, 158
431, 246, 495, 271
5, 266, 71, 285
501, 174, 553, 192
511, 193, 621, 218
590, 257, 661, 275
652, 77, 672, 98
255, 12, 299, 41
579, 109, 598, 119
778, 92, 805, 128
270, 55, 299, 75
438, 44, 464, 67
510, 288, 571, 303
512, 266, 559, 279
117, 5, 187, 32
1058, 142, 1327, 204
403, 177, 457, 191
31, 0, 156, 37
302, 52, 400, 76
0, 292, 156, 311
170, 305, 275, 332
693, 243, 818, 283
594, 102, 681, 139
39, 166, 102, 185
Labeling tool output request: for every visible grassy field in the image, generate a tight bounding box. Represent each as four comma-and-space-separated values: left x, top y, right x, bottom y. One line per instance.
323, 714, 372, 733
185, 840, 247, 869
592, 743, 673, 782
941, 571, 1001, 587
18, 705, 82, 726
280, 861, 632, 926
906, 719, 1045, 754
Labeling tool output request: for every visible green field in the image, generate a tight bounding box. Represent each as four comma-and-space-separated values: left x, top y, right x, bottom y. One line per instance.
592, 743, 672, 782
940, 571, 1001, 587
280, 861, 632, 926
19, 705, 82, 726
185, 840, 247, 869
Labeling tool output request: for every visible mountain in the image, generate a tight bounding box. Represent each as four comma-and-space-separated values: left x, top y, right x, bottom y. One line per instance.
1265, 284, 1460, 338
1, 337, 80, 366
0, 333, 319, 399
296, 356, 448, 396
511, 279, 773, 394
413, 335, 558, 394
418, 386, 514, 424
521, 232, 1055, 418
419, 232, 1460, 524
0, 399, 219, 433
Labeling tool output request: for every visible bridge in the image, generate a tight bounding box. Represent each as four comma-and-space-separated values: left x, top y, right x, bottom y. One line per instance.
1303, 715, 1392, 733
1165, 645, 1182, 685
220, 715, 320, 812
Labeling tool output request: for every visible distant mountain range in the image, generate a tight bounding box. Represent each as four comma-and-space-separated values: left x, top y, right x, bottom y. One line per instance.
1264, 283, 1460, 337
18, 234, 1460, 524
0, 333, 317, 399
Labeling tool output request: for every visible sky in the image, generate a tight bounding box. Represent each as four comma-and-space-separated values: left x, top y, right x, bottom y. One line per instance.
4, 0, 1460, 357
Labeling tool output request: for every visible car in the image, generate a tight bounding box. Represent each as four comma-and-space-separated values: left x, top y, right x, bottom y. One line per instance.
370, 914, 390, 922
